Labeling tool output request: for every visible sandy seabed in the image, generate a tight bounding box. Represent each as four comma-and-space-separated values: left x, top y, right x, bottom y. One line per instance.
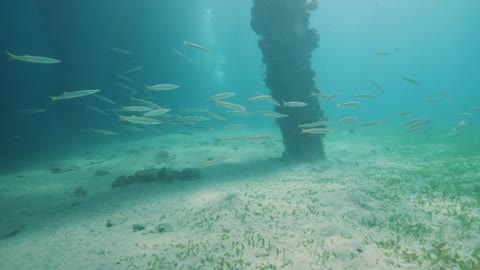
0, 128, 479, 270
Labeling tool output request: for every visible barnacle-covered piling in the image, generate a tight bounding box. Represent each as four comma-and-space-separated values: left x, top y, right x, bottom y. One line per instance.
251, 0, 325, 162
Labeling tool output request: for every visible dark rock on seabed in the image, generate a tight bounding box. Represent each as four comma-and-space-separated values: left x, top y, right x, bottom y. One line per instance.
111, 167, 201, 188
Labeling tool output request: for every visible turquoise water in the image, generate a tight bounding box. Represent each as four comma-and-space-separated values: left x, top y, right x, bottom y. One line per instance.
1, 1, 478, 164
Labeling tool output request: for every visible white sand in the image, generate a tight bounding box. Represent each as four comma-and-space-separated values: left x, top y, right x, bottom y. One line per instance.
0, 129, 479, 269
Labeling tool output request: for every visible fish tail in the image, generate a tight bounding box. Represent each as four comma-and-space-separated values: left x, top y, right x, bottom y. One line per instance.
301, 129, 306, 134
6, 51, 15, 60
282, 100, 287, 107
119, 115, 126, 121
49, 96, 56, 102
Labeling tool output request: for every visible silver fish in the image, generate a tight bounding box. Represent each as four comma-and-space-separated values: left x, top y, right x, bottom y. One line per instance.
120, 66, 143, 74
336, 102, 361, 108
131, 97, 161, 109
119, 115, 161, 125
88, 129, 118, 136
312, 93, 337, 100
172, 48, 193, 62
224, 124, 246, 128
209, 92, 236, 100
283, 101, 308, 107
242, 135, 275, 141
298, 120, 328, 128
86, 105, 109, 116
94, 95, 118, 105
402, 77, 421, 86
114, 73, 135, 84
7, 51, 60, 64
179, 116, 210, 122
370, 80, 384, 93
108, 47, 132, 55
398, 111, 413, 116
122, 106, 153, 112
184, 41, 209, 52
262, 112, 288, 118
145, 84, 180, 91
144, 108, 171, 117
51, 89, 100, 101
16, 109, 46, 114
214, 100, 246, 111
199, 157, 226, 167
353, 94, 376, 98
337, 117, 358, 124
359, 120, 385, 127
228, 110, 252, 116
402, 117, 429, 127
205, 111, 226, 121
301, 128, 330, 134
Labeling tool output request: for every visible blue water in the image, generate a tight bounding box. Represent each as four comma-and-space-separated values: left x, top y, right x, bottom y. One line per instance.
313, 1, 480, 124
0, 1, 479, 164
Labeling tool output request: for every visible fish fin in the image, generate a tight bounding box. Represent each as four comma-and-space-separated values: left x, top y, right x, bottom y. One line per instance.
183, 41, 187, 46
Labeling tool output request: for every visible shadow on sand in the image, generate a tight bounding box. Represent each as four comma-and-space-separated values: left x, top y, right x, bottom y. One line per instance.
0, 156, 324, 240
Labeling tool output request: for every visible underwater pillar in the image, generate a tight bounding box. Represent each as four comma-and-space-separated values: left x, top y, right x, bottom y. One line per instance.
251, 0, 325, 162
